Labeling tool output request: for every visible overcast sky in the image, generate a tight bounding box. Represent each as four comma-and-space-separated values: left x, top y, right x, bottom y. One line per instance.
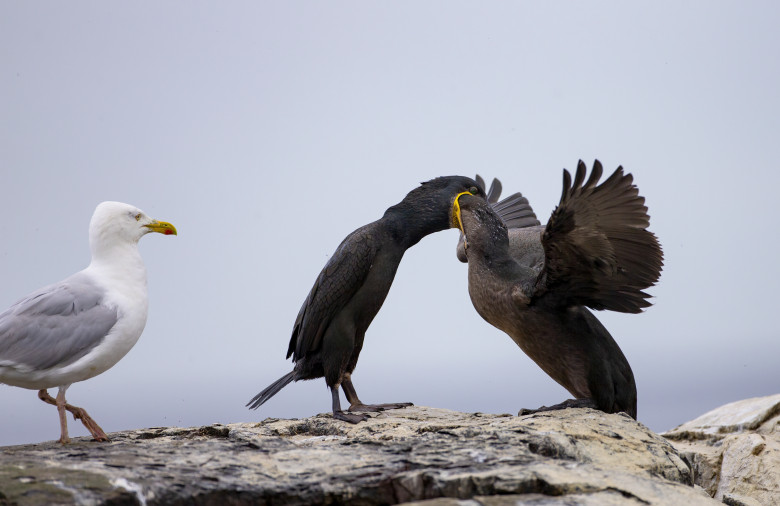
1, 1, 778, 446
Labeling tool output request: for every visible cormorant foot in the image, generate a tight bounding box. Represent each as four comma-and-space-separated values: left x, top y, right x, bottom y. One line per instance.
518, 398, 598, 416
333, 410, 371, 424
348, 402, 414, 413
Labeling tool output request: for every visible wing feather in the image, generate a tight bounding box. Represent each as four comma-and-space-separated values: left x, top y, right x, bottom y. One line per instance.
457, 175, 541, 263
0, 274, 118, 372
492, 192, 541, 229
486, 178, 502, 204
536, 160, 664, 313
287, 224, 378, 361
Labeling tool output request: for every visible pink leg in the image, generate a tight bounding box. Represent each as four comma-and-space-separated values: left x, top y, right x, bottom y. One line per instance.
66, 404, 109, 442
38, 389, 70, 443
55, 388, 72, 443
38, 388, 110, 443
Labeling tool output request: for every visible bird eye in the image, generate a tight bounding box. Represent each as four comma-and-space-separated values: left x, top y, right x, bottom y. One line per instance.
134, 213, 141, 221
469, 186, 478, 195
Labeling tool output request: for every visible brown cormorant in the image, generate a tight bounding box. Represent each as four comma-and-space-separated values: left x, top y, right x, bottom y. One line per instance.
247, 176, 490, 423
456, 175, 541, 262
452, 160, 663, 419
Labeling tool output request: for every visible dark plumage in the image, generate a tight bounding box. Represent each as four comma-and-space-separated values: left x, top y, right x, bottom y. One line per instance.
454, 160, 663, 419
248, 176, 488, 423
456, 175, 541, 262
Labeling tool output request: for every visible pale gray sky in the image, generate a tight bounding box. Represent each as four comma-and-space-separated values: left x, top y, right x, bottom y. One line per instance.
1, 1, 778, 446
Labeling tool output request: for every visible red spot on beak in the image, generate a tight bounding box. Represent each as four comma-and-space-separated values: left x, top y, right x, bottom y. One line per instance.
165, 229, 173, 235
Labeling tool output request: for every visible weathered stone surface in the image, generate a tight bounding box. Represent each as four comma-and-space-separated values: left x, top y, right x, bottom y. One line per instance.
664, 394, 780, 506
1, 406, 717, 505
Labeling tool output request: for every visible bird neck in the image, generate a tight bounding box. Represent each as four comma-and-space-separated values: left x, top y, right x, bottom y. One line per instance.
471, 240, 513, 269
88, 242, 147, 286
382, 201, 449, 248
462, 215, 516, 271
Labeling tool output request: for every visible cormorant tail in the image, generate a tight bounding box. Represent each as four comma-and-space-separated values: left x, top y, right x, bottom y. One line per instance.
246, 371, 296, 410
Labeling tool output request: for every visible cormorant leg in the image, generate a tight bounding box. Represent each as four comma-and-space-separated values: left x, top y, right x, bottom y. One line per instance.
330, 385, 369, 424
342, 375, 413, 413
38, 388, 69, 444
518, 398, 598, 416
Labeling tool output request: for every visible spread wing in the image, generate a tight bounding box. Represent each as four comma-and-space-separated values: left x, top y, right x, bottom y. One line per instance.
493, 192, 541, 229
0, 273, 119, 373
475, 174, 540, 227
287, 223, 378, 361
536, 160, 663, 313
457, 175, 541, 262
476, 175, 503, 205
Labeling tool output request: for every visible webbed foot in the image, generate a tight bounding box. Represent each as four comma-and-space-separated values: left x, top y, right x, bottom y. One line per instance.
333, 410, 370, 423
518, 398, 598, 416
349, 402, 414, 412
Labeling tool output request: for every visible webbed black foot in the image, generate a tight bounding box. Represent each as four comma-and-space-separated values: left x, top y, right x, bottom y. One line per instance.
333, 410, 370, 423
348, 402, 414, 412
518, 398, 598, 416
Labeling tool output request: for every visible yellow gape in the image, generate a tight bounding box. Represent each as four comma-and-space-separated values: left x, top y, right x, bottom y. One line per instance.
451, 191, 472, 232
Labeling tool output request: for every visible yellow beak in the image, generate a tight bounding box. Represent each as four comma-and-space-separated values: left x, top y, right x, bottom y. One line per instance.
144, 220, 178, 236
451, 191, 471, 233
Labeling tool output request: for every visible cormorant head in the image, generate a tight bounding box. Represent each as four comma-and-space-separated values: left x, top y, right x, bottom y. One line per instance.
452, 192, 509, 258
386, 176, 488, 235
455, 174, 499, 262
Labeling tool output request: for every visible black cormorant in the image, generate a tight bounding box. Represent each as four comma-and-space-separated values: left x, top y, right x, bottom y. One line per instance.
453, 160, 663, 419
247, 176, 489, 423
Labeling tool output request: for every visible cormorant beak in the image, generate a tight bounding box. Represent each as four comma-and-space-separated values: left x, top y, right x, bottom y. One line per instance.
144, 220, 178, 236
451, 191, 471, 233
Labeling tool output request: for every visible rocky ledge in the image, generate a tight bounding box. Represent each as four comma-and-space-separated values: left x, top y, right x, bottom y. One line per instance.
0, 402, 771, 506
664, 393, 780, 506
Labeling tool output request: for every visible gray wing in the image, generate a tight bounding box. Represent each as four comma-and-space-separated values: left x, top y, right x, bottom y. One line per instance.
0, 273, 119, 372
480, 176, 503, 204
457, 174, 541, 262
492, 192, 541, 229
507, 226, 546, 273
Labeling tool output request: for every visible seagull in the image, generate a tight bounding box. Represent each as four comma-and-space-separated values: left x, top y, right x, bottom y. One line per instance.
0, 201, 176, 443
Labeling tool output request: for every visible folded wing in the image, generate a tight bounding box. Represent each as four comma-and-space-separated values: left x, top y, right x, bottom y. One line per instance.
0, 275, 118, 373
288, 225, 378, 361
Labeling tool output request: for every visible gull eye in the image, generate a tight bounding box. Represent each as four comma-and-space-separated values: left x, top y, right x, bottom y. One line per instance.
134, 213, 141, 221
469, 186, 478, 195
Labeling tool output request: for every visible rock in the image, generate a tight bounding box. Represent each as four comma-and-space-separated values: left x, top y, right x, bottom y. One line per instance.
663, 393, 780, 506
0, 406, 718, 505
